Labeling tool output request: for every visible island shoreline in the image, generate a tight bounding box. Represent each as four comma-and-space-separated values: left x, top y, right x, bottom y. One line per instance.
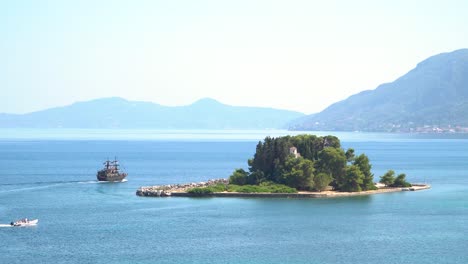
136, 180, 430, 199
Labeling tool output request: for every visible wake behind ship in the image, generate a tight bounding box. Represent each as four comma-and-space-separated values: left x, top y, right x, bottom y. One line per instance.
97, 159, 127, 182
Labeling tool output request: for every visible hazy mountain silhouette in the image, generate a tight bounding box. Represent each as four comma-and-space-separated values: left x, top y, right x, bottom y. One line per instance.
0, 97, 304, 129
291, 49, 468, 132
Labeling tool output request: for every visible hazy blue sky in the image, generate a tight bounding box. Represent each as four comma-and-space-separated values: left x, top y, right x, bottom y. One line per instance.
1, 0, 467, 114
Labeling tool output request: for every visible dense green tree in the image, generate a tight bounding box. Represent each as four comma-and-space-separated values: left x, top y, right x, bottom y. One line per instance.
391, 173, 412, 187
322, 135, 341, 149
280, 157, 315, 190
229, 168, 249, 185
249, 136, 290, 182
380, 170, 396, 186
316, 147, 346, 189
290, 134, 321, 161
248, 170, 265, 185
353, 154, 377, 190
313, 173, 332, 192
345, 148, 355, 162
341, 165, 364, 192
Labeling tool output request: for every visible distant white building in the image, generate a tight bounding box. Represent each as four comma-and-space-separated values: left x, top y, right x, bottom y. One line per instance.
289, 147, 301, 158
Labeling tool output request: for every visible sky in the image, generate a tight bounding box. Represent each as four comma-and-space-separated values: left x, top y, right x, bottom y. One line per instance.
1, 0, 468, 114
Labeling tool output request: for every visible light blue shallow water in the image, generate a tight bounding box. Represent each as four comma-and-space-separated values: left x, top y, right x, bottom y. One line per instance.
0, 132, 467, 264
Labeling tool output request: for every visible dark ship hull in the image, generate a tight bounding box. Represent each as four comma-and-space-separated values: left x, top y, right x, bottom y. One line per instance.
97, 159, 127, 182
97, 170, 127, 182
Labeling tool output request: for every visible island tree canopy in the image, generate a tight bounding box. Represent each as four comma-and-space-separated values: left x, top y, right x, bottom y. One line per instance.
379, 170, 412, 187
230, 135, 378, 192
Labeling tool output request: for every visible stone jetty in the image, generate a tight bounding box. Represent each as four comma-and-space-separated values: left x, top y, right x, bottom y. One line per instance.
136, 179, 229, 197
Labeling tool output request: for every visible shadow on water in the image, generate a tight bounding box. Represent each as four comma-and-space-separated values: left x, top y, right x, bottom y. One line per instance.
94, 181, 130, 197
181, 193, 376, 206
251, 194, 374, 203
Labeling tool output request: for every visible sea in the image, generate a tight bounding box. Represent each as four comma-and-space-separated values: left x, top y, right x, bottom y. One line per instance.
0, 129, 467, 264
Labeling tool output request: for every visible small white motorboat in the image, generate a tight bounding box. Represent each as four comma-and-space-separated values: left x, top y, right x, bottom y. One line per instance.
10, 218, 38, 227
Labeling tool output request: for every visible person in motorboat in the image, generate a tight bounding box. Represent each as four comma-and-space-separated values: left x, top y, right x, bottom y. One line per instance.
10, 218, 38, 227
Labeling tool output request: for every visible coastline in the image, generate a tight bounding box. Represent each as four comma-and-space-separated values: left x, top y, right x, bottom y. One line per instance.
136, 181, 431, 198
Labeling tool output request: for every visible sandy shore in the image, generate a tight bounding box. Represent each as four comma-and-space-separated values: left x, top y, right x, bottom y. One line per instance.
136, 183, 431, 198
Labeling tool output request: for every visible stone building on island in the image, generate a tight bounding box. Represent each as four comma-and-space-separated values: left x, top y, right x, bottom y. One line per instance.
289, 147, 301, 158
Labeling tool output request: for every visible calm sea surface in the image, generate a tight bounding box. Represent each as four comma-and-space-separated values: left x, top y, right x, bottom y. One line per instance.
0, 130, 467, 264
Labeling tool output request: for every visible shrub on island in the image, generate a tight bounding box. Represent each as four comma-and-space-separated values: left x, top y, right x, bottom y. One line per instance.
379, 170, 412, 187
227, 182, 297, 193
187, 187, 214, 196
187, 182, 297, 195
204, 183, 228, 192
392, 173, 412, 187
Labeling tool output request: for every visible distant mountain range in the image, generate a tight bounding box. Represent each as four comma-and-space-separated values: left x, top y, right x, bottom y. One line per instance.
3, 49, 467, 132
290, 49, 468, 132
0, 97, 305, 129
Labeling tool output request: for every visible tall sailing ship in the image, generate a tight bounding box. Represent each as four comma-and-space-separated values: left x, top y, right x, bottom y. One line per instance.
97, 159, 128, 182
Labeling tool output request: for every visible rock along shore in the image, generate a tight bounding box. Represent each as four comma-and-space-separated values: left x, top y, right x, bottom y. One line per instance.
136, 179, 431, 198
136, 179, 229, 197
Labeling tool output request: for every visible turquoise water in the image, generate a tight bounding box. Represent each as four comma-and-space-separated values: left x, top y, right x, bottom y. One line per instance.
0, 131, 467, 263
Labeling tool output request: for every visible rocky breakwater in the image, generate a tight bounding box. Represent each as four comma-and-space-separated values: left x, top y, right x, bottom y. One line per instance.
136, 179, 229, 197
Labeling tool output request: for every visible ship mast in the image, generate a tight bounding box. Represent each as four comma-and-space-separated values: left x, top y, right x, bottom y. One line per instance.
113, 157, 119, 171
104, 159, 111, 170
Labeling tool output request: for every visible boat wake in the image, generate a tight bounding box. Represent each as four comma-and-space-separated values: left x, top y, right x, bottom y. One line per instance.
0, 183, 67, 194
0, 180, 101, 194
78, 180, 100, 184
0, 180, 99, 186
0, 224, 12, 227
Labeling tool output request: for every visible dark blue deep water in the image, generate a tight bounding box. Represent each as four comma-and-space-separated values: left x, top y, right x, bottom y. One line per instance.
0, 131, 467, 264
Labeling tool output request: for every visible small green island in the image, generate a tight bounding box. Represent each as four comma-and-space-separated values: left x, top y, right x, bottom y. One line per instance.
137, 135, 430, 198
